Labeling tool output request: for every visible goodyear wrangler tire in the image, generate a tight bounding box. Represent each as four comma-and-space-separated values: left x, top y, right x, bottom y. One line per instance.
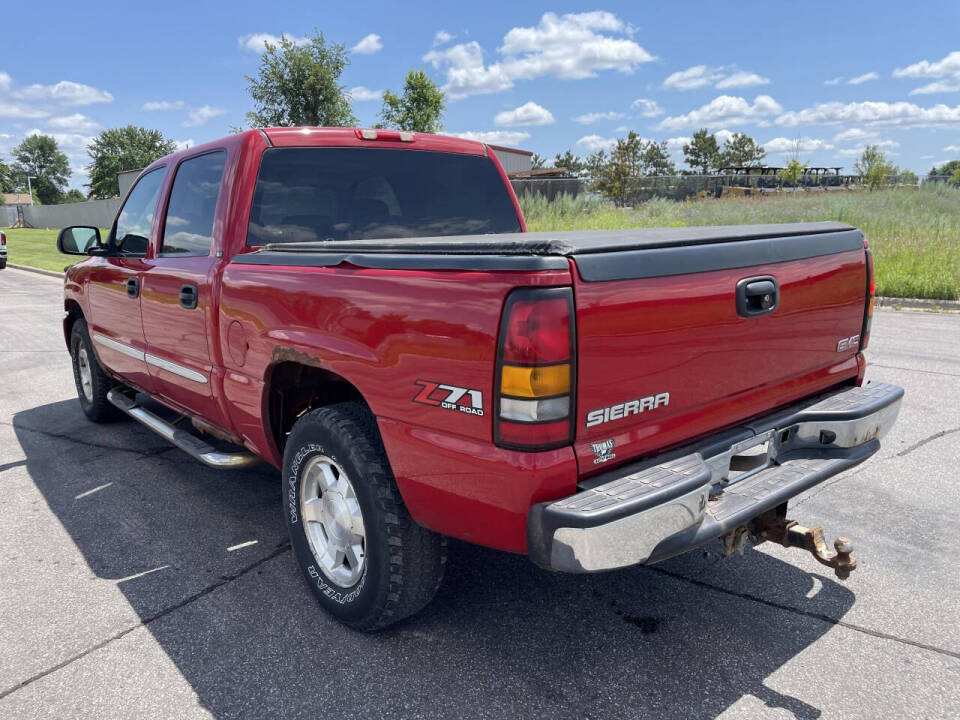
283, 402, 446, 631
70, 319, 122, 423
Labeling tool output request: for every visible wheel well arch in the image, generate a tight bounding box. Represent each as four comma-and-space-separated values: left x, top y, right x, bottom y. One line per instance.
63, 299, 84, 348
264, 360, 371, 457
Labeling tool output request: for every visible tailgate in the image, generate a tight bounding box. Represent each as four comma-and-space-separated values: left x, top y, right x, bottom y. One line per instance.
572, 227, 867, 474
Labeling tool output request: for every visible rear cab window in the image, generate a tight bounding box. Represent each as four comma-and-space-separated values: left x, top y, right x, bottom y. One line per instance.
247, 148, 521, 245
160, 150, 227, 257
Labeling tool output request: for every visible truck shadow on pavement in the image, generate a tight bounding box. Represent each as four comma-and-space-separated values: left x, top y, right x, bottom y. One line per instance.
14, 399, 856, 719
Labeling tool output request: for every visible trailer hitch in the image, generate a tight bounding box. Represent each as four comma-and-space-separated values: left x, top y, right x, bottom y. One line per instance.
723, 508, 858, 580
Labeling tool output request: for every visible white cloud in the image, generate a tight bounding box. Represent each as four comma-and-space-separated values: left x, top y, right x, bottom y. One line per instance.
143, 100, 184, 111
26, 128, 94, 168
351, 33, 382, 55
848, 72, 879, 85
448, 130, 531, 146
666, 136, 690, 151
893, 51, 960, 95
716, 71, 770, 89
764, 137, 834, 153
238, 33, 307, 53
494, 101, 555, 126
348, 86, 383, 102
630, 98, 663, 117
433, 30, 454, 46
183, 105, 225, 127
574, 110, 624, 124
576, 134, 617, 152
48, 113, 100, 133
776, 100, 960, 128
15, 80, 113, 106
944, 144, 960, 152
833, 128, 876, 143
663, 65, 722, 90
0, 102, 49, 119
663, 65, 769, 91
824, 76, 844, 86
836, 140, 899, 157
659, 95, 783, 130
0, 71, 11, 92
423, 11, 654, 99
173, 139, 195, 151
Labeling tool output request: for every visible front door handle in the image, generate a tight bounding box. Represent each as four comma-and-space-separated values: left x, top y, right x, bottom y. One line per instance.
736, 276, 778, 317
179, 284, 198, 310
126, 278, 139, 298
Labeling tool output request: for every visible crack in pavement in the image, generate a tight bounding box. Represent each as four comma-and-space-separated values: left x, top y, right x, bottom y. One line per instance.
896, 427, 960, 457
0, 542, 292, 702
643, 565, 960, 661
870, 363, 960, 379
1, 420, 190, 463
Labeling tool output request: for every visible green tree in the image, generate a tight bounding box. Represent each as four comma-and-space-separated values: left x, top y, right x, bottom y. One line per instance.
683, 128, 720, 174
718, 132, 766, 168
376, 69, 445, 133
929, 159, 960, 178
531, 153, 546, 170
63, 188, 87, 203
596, 131, 644, 205
11, 134, 69, 204
245, 30, 357, 128
777, 158, 808, 188
950, 167, 960, 185
855, 144, 897, 190
640, 140, 676, 176
0, 159, 15, 193
553, 149, 583, 175
898, 169, 918, 186
584, 149, 607, 182
87, 126, 177, 199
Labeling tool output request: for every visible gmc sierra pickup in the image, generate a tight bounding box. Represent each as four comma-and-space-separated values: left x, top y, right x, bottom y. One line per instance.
57, 127, 903, 630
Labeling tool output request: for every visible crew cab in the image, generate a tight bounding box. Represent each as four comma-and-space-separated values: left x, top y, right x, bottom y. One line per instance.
57, 128, 902, 630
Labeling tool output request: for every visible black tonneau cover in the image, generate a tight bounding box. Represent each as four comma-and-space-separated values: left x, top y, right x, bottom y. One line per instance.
232, 221, 864, 281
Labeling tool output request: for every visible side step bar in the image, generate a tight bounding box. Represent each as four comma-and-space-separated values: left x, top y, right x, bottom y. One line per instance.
107, 389, 259, 469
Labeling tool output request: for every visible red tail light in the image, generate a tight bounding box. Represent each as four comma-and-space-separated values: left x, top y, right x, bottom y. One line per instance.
0, 231, 6, 247
860, 246, 874, 350
495, 288, 576, 451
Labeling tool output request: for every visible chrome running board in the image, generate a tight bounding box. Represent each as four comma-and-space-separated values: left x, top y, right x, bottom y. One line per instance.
107, 389, 259, 469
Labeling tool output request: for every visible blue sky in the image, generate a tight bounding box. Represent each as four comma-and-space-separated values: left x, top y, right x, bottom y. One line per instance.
2, 1, 959, 189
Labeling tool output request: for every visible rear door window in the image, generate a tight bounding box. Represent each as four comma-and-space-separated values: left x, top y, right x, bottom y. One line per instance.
247, 147, 521, 245
160, 150, 226, 257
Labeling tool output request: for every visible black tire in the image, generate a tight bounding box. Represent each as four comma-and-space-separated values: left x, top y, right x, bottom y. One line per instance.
283, 402, 446, 631
70, 319, 122, 423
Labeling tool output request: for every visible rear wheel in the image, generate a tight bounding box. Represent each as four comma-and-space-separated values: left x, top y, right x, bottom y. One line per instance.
70, 319, 122, 423
283, 402, 446, 631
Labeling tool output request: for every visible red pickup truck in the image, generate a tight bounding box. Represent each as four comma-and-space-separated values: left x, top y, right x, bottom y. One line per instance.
57, 127, 903, 630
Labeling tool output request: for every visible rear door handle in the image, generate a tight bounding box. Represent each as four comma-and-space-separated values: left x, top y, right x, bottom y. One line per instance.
126, 278, 139, 298
736, 276, 778, 317
179, 284, 198, 310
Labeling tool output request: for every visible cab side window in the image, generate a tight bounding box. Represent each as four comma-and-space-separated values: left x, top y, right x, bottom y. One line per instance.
113, 168, 166, 256
160, 151, 226, 257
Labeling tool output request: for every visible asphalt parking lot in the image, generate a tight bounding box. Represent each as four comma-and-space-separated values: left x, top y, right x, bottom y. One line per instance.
0, 266, 958, 719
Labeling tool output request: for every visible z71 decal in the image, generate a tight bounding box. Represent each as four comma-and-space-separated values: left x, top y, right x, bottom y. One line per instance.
413, 380, 485, 417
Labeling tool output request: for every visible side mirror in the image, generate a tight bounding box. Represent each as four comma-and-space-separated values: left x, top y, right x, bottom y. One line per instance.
57, 226, 102, 255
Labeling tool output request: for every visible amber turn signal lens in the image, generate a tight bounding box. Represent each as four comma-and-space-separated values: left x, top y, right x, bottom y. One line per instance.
500, 363, 570, 398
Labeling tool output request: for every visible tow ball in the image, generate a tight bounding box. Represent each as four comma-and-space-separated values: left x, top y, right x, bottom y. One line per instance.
722, 508, 858, 580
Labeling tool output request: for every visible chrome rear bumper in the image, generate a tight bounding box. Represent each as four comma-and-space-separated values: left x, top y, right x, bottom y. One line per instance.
527, 382, 903, 573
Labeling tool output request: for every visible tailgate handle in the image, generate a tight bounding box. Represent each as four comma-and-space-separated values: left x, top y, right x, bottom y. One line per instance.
737, 276, 778, 317
179, 284, 198, 310
125, 278, 139, 298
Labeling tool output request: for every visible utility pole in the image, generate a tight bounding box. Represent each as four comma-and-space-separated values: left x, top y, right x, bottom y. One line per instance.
26, 176, 37, 205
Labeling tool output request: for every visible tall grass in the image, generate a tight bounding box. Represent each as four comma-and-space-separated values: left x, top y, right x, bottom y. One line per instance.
521, 185, 960, 300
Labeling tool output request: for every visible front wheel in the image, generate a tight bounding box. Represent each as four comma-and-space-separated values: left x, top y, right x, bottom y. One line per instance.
70, 319, 122, 423
283, 403, 446, 631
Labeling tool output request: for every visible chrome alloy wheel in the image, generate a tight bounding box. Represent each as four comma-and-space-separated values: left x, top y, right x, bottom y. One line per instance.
299, 455, 366, 587
77, 347, 94, 402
